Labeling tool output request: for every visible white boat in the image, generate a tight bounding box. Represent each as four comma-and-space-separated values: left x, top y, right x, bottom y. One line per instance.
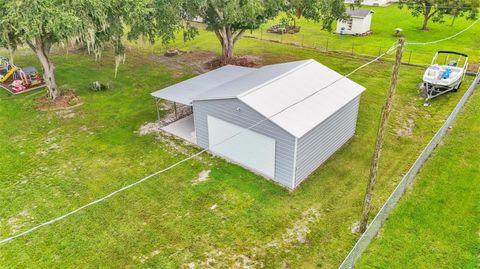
421, 51, 468, 100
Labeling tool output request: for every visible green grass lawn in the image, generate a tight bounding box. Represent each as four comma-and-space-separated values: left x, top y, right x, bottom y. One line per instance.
356, 90, 480, 269
243, 4, 480, 65
0, 37, 474, 268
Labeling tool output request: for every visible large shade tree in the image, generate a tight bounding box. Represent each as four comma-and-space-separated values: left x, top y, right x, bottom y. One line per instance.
399, 0, 478, 30
184, 0, 284, 61
0, 0, 183, 100
183, 0, 349, 62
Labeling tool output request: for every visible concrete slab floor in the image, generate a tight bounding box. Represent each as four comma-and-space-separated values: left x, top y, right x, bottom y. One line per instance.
161, 115, 197, 144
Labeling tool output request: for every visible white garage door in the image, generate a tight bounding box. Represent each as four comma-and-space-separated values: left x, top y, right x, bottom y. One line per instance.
207, 115, 276, 178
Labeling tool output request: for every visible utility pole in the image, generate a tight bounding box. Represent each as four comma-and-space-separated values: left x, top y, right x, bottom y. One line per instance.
358, 38, 405, 233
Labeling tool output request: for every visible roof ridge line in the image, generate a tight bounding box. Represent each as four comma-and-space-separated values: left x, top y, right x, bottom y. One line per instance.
236, 59, 315, 99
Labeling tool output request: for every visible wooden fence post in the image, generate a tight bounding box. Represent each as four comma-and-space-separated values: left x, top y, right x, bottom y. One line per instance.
358, 38, 406, 234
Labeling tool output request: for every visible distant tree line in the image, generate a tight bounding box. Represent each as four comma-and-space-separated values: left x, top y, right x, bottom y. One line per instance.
0, 0, 477, 100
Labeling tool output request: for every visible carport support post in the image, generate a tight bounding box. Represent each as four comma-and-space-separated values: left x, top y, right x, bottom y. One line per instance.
358, 38, 405, 234
174, 102, 178, 119
155, 98, 161, 122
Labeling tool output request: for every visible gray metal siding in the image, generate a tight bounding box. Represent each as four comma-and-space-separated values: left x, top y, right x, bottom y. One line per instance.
193, 98, 296, 188
295, 96, 361, 187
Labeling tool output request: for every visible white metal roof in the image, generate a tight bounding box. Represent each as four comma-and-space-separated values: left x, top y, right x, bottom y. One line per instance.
152, 59, 366, 138
193, 60, 309, 100
345, 8, 374, 19
150, 65, 255, 105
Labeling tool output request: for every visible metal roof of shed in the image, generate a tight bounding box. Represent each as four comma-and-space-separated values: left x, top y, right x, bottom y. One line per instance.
151, 65, 254, 105
152, 59, 366, 138
345, 8, 374, 18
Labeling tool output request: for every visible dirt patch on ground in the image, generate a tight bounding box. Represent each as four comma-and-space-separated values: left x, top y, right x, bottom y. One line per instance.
265, 207, 321, 248
193, 170, 211, 185
133, 249, 162, 264
467, 62, 479, 73
184, 207, 321, 268
7, 210, 33, 235
55, 109, 76, 119
138, 122, 164, 136
36, 90, 81, 111
148, 50, 263, 75
149, 50, 218, 74
395, 118, 416, 137
204, 55, 262, 70
394, 104, 419, 138
36, 130, 62, 156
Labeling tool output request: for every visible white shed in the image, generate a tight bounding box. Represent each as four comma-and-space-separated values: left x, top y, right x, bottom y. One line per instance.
151, 59, 366, 189
336, 9, 374, 35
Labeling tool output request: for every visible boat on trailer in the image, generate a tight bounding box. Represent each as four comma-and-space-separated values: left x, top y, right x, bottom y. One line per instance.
421, 51, 468, 100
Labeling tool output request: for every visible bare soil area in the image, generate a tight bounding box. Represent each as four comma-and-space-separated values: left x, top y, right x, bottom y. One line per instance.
36, 90, 81, 111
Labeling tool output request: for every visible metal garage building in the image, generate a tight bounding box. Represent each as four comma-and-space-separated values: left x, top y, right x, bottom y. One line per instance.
151, 59, 366, 189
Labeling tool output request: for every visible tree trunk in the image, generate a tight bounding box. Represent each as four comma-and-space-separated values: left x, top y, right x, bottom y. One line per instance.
421, 6, 434, 30
222, 37, 235, 60
421, 13, 430, 30
215, 27, 245, 62
41, 59, 59, 100
7, 45, 14, 64
358, 38, 405, 234
451, 16, 457, 26
27, 37, 60, 100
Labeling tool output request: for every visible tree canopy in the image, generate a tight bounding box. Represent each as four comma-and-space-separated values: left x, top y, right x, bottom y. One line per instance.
181, 0, 348, 61
444, 0, 480, 25
0, 0, 183, 99
399, 0, 479, 30
285, 0, 349, 31
182, 0, 284, 60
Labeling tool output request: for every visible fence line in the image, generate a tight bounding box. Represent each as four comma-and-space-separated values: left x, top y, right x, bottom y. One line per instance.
338, 73, 480, 269
244, 32, 394, 58
244, 34, 422, 64
244, 34, 480, 76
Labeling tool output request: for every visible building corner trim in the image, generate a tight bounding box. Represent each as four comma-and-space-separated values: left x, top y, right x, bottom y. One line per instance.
291, 137, 298, 189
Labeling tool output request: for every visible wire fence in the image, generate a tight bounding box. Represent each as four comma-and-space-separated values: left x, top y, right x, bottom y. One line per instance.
338, 72, 480, 269
243, 28, 473, 67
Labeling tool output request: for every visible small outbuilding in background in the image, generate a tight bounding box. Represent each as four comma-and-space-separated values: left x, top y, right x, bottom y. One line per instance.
152, 59, 366, 190
336, 9, 374, 36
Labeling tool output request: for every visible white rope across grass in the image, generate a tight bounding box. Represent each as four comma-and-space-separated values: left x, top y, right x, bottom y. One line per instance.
0, 44, 398, 246
0, 151, 206, 245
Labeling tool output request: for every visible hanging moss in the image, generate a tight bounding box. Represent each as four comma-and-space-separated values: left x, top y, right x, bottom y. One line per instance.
114, 53, 125, 78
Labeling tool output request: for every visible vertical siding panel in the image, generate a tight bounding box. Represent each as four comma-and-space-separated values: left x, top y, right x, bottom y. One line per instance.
193, 98, 296, 188
295, 97, 361, 187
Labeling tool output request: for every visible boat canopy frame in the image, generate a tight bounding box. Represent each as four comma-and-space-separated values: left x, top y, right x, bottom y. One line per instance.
422, 51, 469, 101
